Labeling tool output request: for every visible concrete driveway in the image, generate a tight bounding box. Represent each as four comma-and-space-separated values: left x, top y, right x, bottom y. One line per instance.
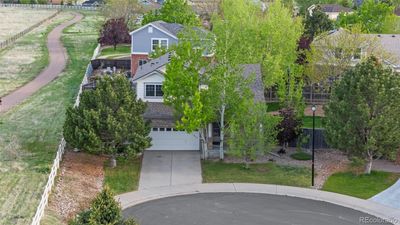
123, 193, 393, 225
138, 151, 202, 190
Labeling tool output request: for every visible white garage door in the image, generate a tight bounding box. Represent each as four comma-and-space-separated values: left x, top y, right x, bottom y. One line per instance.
147, 128, 200, 151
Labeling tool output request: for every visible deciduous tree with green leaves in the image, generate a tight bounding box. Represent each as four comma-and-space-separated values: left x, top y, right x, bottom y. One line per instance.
255, 0, 305, 110
228, 101, 279, 169
142, 0, 200, 26
164, 0, 258, 159
337, 0, 396, 33
324, 57, 400, 174
101, 0, 144, 30
63, 75, 151, 167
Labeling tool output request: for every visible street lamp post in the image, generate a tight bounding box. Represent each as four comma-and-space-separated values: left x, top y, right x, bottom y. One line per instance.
311, 105, 316, 187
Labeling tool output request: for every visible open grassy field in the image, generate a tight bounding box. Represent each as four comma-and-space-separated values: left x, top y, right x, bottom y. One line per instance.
0, 8, 57, 43
0, 11, 101, 225
0, 12, 74, 97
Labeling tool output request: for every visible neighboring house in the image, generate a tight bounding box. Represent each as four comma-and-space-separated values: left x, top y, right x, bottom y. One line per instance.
140, 0, 162, 9
81, 0, 101, 6
395, 6, 400, 17
308, 4, 353, 20
265, 29, 400, 103
318, 29, 400, 72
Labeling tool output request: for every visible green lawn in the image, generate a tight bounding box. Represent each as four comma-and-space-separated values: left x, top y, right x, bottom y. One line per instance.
0, 11, 101, 225
266, 102, 282, 112
290, 151, 311, 160
98, 44, 131, 58
322, 171, 400, 199
302, 116, 324, 128
202, 161, 311, 187
0, 12, 75, 97
104, 157, 142, 195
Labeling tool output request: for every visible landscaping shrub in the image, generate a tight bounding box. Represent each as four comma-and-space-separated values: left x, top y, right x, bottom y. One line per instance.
70, 187, 139, 225
290, 151, 311, 160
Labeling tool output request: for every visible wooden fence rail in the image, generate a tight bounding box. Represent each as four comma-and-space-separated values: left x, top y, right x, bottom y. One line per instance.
30, 44, 100, 225
0, 10, 59, 50
0, 3, 98, 10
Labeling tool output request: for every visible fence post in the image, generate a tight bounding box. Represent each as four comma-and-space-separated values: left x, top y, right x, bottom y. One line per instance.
30, 45, 99, 225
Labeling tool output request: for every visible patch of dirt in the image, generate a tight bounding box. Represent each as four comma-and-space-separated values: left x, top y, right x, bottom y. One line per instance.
47, 150, 108, 223
224, 147, 350, 189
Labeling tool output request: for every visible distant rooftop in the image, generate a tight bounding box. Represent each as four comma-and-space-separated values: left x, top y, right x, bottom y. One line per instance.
319, 4, 353, 13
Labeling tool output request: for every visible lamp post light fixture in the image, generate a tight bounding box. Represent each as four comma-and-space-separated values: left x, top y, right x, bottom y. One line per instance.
311, 104, 316, 187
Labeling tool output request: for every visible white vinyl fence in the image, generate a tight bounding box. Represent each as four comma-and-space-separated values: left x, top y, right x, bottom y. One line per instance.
0, 10, 60, 49
0, 3, 98, 10
30, 44, 100, 225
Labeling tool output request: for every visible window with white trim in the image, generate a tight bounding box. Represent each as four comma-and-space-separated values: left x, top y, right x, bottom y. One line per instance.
138, 59, 147, 66
151, 38, 168, 51
145, 83, 163, 97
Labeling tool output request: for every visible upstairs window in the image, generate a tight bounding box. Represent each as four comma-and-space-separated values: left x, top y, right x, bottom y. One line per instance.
138, 59, 147, 66
145, 84, 163, 97
151, 38, 168, 51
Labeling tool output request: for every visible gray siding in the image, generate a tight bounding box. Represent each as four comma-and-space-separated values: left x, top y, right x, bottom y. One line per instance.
131, 25, 178, 54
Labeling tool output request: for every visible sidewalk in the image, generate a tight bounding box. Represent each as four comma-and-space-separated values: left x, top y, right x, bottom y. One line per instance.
116, 183, 400, 224
370, 179, 400, 210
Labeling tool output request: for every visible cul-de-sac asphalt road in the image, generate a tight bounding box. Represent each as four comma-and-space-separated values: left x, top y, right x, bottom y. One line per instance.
123, 193, 393, 225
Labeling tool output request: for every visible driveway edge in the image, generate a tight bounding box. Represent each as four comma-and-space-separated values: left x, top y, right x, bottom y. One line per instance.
116, 183, 400, 225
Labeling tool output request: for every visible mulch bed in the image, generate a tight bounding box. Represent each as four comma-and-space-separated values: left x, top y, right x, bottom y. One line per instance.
47, 150, 108, 222
224, 147, 350, 189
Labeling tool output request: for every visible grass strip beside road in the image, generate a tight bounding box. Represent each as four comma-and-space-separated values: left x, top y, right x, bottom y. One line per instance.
0, 11, 100, 225
104, 157, 142, 195
202, 161, 311, 187
322, 171, 400, 199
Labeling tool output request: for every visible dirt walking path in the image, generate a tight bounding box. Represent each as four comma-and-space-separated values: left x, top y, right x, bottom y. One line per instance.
0, 13, 83, 113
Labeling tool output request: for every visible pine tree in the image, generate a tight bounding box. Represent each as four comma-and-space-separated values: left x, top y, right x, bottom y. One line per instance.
63, 75, 151, 167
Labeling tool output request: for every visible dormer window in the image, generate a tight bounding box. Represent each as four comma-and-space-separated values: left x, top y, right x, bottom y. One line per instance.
151, 38, 168, 51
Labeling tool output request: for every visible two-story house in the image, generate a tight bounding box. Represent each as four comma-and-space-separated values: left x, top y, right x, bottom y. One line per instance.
130, 20, 182, 75
129, 21, 265, 155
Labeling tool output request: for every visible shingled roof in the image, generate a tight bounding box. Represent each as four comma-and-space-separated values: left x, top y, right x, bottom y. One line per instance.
319, 4, 353, 13
143, 102, 176, 127
132, 52, 172, 81
151, 21, 185, 37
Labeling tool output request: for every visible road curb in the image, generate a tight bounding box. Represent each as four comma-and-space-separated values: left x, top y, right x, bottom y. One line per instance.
116, 183, 400, 225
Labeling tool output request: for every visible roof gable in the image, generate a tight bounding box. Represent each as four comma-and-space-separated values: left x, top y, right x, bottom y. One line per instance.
129, 21, 182, 40
132, 53, 172, 81
319, 4, 353, 13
